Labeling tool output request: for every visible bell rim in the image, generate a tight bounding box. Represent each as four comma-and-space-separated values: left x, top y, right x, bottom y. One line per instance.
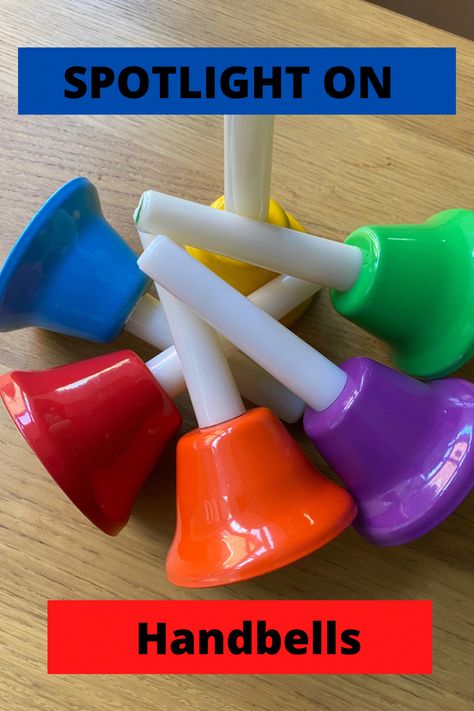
166, 497, 356, 589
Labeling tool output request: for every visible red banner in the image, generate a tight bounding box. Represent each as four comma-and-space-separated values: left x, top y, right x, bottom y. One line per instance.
48, 599, 432, 674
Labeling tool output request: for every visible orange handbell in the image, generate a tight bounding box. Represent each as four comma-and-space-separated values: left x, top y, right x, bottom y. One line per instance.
167, 407, 356, 588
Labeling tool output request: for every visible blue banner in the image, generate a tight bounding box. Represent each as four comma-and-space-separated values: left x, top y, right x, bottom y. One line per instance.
18, 47, 456, 115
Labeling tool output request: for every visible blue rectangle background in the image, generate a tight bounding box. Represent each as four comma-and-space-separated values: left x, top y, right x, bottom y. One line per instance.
18, 47, 456, 115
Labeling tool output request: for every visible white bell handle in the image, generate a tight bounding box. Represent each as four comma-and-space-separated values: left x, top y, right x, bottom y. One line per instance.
134, 191, 362, 292
137, 229, 319, 422
224, 115, 274, 220
139, 235, 348, 413
157, 286, 245, 429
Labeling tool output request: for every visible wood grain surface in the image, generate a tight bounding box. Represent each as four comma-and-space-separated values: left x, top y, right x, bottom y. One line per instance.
0, 1, 473, 708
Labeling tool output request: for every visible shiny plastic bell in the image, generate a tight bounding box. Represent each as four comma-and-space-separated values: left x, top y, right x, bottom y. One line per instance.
167, 407, 356, 588
304, 358, 474, 546
0, 350, 181, 534
152, 285, 355, 588
0, 177, 149, 341
330, 209, 474, 379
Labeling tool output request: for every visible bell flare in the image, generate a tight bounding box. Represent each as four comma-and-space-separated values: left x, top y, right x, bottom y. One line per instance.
166, 407, 356, 588
0, 350, 181, 535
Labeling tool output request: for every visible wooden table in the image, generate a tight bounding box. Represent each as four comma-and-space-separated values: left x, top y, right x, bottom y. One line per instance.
0, 1, 472, 708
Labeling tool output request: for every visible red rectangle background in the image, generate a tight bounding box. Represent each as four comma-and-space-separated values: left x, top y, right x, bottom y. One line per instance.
48, 599, 432, 674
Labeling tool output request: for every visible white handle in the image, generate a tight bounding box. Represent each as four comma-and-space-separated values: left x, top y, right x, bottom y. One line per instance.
146, 346, 185, 400
146, 346, 305, 424
244, 273, 317, 319
125, 292, 172, 349
228, 350, 304, 422
134, 191, 362, 291
157, 285, 245, 429
139, 236, 348, 413
138, 233, 319, 334
138, 230, 314, 422
224, 115, 274, 220
223, 115, 320, 312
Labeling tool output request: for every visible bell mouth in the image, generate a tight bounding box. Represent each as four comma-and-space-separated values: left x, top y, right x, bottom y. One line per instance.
0, 177, 94, 332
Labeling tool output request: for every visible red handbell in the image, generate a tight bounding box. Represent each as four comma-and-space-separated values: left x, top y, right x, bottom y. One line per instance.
0, 350, 182, 534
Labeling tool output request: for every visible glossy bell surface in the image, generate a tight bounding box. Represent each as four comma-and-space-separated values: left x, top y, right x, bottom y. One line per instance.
304, 357, 474, 546
0, 177, 149, 341
331, 209, 474, 379
167, 407, 356, 588
0, 350, 182, 535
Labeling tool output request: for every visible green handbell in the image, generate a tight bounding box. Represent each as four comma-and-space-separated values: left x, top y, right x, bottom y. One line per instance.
330, 209, 474, 379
